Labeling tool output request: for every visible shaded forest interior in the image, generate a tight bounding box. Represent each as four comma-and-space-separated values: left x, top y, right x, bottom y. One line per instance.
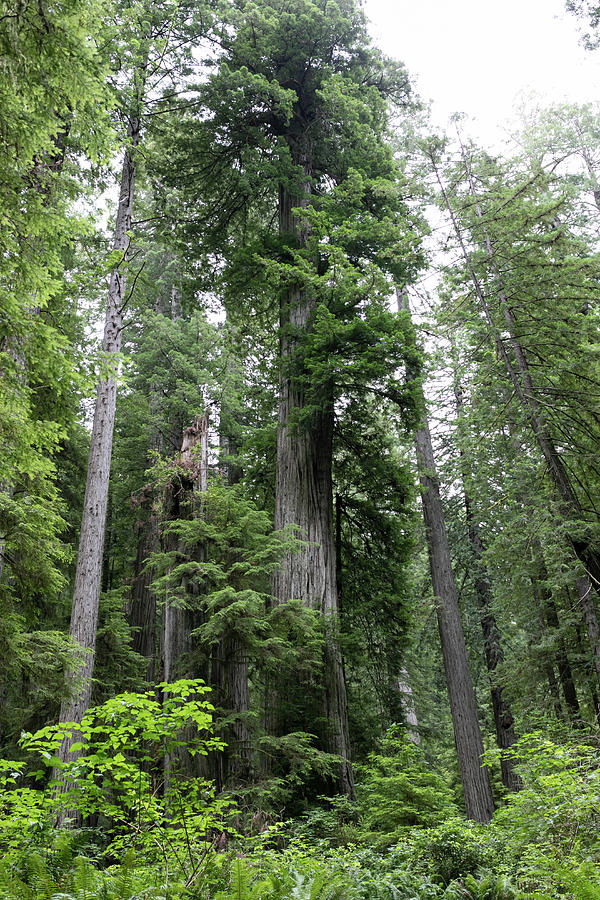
2, 1, 600, 898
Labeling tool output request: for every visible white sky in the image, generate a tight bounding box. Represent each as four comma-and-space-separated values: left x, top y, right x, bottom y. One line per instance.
364, 0, 600, 145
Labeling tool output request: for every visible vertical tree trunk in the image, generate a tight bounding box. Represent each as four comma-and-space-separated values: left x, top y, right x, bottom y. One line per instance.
464, 496, 522, 791
218, 391, 253, 786
58, 118, 140, 747
161, 414, 210, 792
414, 419, 495, 822
542, 588, 581, 721
129, 294, 169, 682
451, 353, 521, 791
272, 174, 354, 798
430, 142, 600, 697
396, 668, 421, 745
398, 289, 494, 820
130, 507, 159, 681
163, 413, 210, 682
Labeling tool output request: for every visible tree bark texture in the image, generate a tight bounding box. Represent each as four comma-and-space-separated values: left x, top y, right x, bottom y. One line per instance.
130, 502, 159, 681
463, 493, 522, 791
128, 312, 170, 680
162, 414, 210, 684
273, 176, 354, 798
161, 416, 210, 792
59, 120, 140, 744
217, 408, 253, 785
415, 418, 495, 822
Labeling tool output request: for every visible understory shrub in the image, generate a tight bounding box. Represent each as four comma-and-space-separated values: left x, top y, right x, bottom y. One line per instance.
0, 680, 233, 888
354, 727, 458, 850
490, 731, 600, 896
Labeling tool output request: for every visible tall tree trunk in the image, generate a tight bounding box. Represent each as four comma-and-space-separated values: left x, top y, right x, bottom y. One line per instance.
430, 142, 600, 696
163, 413, 210, 682
272, 173, 353, 798
130, 506, 159, 681
58, 117, 141, 749
395, 668, 421, 745
414, 417, 495, 822
530, 599, 564, 720
129, 304, 169, 682
451, 352, 521, 791
542, 587, 581, 721
162, 414, 210, 792
464, 494, 522, 791
218, 387, 253, 786
399, 289, 494, 820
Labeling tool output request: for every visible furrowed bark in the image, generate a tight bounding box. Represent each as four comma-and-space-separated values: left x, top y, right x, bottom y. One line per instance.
451, 352, 521, 791
398, 289, 494, 821
272, 168, 354, 798
58, 117, 141, 751
414, 418, 495, 821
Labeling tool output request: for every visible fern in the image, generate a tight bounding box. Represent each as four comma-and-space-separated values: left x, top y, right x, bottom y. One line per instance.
560, 862, 600, 900
443, 872, 521, 900
214, 858, 253, 900
0, 870, 33, 900
109, 850, 136, 900
27, 853, 55, 900
68, 858, 99, 900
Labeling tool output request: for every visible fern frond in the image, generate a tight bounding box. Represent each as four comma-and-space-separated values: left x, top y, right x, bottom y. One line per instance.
69, 858, 98, 900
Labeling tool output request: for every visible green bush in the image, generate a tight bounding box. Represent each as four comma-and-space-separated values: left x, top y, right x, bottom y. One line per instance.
406, 820, 497, 886
354, 727, 458, 849
0, 680, 233, 888
491, 731, 600, 896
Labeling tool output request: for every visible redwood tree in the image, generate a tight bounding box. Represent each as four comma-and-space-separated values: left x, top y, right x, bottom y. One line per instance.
163, 0, 423, 794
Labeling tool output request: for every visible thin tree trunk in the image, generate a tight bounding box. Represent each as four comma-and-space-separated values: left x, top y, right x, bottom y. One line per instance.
414, 418, 495, 821
576, 575, 600, 689
58, 118, 140, 749
272, 172, 353, 798
129, 317, 170, 682
536, 623, 564, 719
398, 289, 494, 820
451, 352, 521, 791
396, 667, 421, 745
541, 586, 581, 721
430, 142, 600, 696
218, 392, 253, 786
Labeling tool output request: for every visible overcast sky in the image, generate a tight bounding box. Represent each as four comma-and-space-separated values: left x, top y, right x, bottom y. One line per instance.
363, 0, 600, 145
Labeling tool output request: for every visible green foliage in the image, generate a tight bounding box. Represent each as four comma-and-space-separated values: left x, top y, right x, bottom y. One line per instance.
0, 848, 173, 900
211, 842, 445, 900
0, 0, 113, 599
354, 728, 457, 849
2, 681, 232, 883
490, 732, 600, 895
443, 873, 523, 900
405, 820, 497, 886
148, 476, 335, 805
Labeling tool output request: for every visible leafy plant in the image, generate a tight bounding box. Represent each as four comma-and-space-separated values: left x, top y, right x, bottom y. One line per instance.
490, 732, 600, 894
406, 820, 497, 886
443, 872, 522, 899
355, 726, 458, 849
4, 680, 232, 887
